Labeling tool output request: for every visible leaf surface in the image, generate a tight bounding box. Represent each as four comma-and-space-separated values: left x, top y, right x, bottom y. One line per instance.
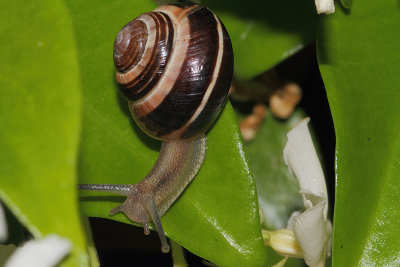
204, 0, 318, 79
317, 0, 400, 265
0, 0, 87, 266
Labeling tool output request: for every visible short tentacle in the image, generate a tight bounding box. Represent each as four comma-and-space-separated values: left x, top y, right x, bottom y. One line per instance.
143, 223, 150, 235
109, 204, 124, 215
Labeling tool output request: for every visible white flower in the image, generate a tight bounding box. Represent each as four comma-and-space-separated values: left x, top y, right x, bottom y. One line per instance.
5, 234, 71, 267
283, 117, 332, 267
315, 0, 335, 14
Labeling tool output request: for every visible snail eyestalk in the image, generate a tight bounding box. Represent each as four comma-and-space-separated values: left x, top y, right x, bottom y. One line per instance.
146, 196, 170, 253
78, 184, 131, 195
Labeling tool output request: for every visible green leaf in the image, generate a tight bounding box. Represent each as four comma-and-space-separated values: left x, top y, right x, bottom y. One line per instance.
239, 110, 304, 231
240, 109, 306, 267
317, 0, 400, 265
204, 0, 318, 80
238, 105, 331, 266
67, 0, 267, 266
163, 103, 266, 266
340, 0, 352, 9
0, 0, 88, 266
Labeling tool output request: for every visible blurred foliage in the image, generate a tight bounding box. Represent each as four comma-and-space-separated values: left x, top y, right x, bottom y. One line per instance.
0, 0, 89, 266
204, 0, 318, 80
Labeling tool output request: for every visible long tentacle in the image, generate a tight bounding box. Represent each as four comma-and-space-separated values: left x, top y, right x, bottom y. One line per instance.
78, 184, 131, 195
146, 197, 170, 253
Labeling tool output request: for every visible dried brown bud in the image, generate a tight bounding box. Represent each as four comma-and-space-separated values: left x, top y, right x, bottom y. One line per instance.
269, 83, 302, 119
239, 103, 267, 142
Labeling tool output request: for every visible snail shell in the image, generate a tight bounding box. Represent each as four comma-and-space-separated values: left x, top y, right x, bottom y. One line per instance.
113, 3, 233, 141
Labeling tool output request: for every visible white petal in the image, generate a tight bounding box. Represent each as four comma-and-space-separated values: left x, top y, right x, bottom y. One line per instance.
292, 202, 327, 266
283, 117, 328, 218
283, 118, 332, 266
315, 0, 335, 14
287, 211, 301, 229
5, 234, 71, 267
0, 202, 8, 242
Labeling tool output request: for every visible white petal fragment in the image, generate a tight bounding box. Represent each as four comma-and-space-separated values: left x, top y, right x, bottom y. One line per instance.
5, 234, 71, 267
0, 202, 8, 242
292, 202, 326, 266
315, 0, 335, 14
283, 117, 328, 218
283, 117, 332, 267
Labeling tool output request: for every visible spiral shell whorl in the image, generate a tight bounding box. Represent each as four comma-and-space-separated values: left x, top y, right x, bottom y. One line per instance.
113, 20, 148, 73
114, 4, 233, 141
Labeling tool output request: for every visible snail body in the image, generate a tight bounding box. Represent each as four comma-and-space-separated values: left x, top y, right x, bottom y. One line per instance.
79, 3, 233, 253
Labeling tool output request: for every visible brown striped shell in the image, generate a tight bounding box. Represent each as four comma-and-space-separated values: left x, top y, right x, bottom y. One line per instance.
113, 3, 233, 141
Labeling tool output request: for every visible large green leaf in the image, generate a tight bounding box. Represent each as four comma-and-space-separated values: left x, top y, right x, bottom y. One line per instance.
317, 0, 400, 265
204, 0, 318, 80
67, 0, 267, 266
0, 0, 88, 266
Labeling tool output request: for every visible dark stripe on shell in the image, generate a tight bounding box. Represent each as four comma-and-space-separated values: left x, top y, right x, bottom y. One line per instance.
121, 12, 174, 101
182, 18, 233, 139
136, 7, 220, 139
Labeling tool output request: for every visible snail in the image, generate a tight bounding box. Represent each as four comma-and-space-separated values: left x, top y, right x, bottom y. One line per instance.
79, 3, 233, 253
